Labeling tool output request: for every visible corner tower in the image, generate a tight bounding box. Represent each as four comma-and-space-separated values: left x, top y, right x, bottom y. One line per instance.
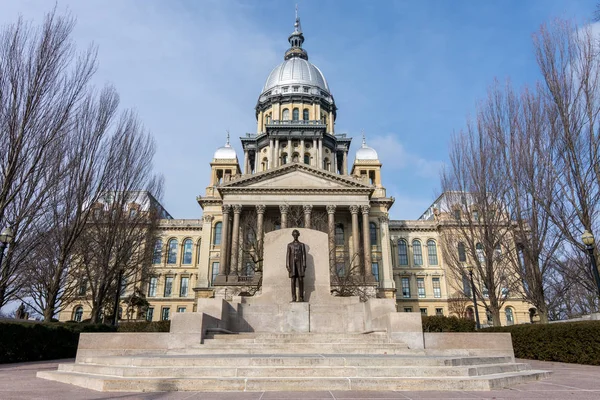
241, 13, 351, 175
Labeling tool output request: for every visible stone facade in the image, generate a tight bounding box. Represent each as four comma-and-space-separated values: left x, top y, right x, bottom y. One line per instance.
58, 16, 533, 327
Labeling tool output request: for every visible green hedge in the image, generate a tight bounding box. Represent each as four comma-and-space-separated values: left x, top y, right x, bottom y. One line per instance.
483, 321, 600, 365
0, 320, 171, 364
422, 315, 476, 332
0, 321, 115, 364
117, 320, 170, 332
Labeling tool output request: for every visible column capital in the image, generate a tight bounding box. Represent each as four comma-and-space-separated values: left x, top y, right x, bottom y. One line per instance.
256, 204, 266, 215
360, 204, 371, 214
326, 204, 336, 215
279, 204, 290, 214
378, 213, 389, 223
232, 204, 243, 214
202, 214, 214, 223
303, 204, 313, 214
222, 204, 232, 214
349, 205, 360, 215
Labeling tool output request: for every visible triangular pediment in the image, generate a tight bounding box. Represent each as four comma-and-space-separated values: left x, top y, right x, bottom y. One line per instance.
220, 163, 372, 191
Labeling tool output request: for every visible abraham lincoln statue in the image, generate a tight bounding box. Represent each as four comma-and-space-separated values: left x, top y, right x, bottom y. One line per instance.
286, 229, 307, 302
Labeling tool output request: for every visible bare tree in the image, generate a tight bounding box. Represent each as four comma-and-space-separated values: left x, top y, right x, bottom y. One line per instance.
0, 10, 97, 308
21, 87, 119, 321
533, 20, 600, 306
75, 112, 163, 323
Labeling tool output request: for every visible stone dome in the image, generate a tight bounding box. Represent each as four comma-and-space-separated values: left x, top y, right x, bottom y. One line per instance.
355, 136, 379, 161
214, 135, 237, 160
262, 57, 330, 94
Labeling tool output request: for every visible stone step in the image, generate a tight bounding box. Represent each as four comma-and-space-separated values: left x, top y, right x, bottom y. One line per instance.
79, 355, 514, 368
206, 336, 399, 344
167, 345, 420, 356
208, 333, 392, 342
59, 362, 531, 378
36, 370, 551, 392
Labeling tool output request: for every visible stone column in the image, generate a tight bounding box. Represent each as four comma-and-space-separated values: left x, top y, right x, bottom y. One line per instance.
300, 139, 305, 164
288, 138, 292, 162
196, 214, 213, 288
254, 150, 259, 173
275, 139, 280, 167
243, 150, 249, 174
379, 213, 396, 296
229, 205, 242, 277
350, 205, 360, 274
361, 204, 373, 280
256, 204, 266, 254
333, 152, 338, 173
268, 139, 274, 169
343, 151, 348, 175
318, 138, 323, 169
219, 205, 231, 276
326, 204, 336, 272
279, 204, 289, 229
303, 204, 313, 229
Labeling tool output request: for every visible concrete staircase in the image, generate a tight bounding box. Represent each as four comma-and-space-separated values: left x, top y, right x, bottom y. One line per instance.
36, 332, 550, 392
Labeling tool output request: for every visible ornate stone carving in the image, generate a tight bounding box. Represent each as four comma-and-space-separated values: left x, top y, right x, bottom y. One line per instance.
222, 204, 232, 214
202, 214, 214, 223
232, 204, 243, 214
326, 204, 336, 215
378, 213, 389, 223
360, 204, 371, 214
303, 204, 313, 214
256, 204, 266, 214
349, 205, 360, 215
279, 204, 290, 214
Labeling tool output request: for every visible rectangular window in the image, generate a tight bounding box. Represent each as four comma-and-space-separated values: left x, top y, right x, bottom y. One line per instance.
417, 277, 426, 298
372, 262, 379, 282
432, 277, 441, 298
420, 308, 428, 315
161, 307, 170, 321
148, 277, 157, 297
177, 307, 186, 313
211, 262, 220, 286
462, 273, 471, 297
436, 308, 443, 316
403, 307, 413, 313
180, 277, 189, 297
129, 208, 137, 218
401, 277, 410, 298
146, 307, 154, 321
282, 87, 289, 93
293, 86, 299, 92
303, 87, 309, 93
78, 280, 87, 296
482, 284, 489, 298
164, 276, 173, 297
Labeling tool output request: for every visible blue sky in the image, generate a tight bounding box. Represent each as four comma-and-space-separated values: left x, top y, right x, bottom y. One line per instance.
0, 0, 594, 220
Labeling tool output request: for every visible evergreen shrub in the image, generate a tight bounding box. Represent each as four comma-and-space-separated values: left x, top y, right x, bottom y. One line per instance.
421, 315, 476, 332
483, 321, 600, 365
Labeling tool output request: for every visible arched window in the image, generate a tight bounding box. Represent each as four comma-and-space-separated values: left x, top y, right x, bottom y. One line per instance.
304, 153, 310, 165
303, 108, 309, 121
458, 242, 466, 262
335, 224, 344, 246
74, 306, 83, 322
265, 114, 271, 124
282, 153, 288, 165
369, 222, 377, 246
476, 242, 485, 263
427, 240, 438, 265
505, 307, 514, 325
182, 239, 193, 265
412, 240, 423, 266
466, 306, 474, 320
262, 158, 268, 171
152, 239, 162, 264
292, 108, 299, 121
213, 222, 222, 245
282, 109, 290, 120
323, 158, 329, 170
398, 239, 408, 265
167, 239, 178, 264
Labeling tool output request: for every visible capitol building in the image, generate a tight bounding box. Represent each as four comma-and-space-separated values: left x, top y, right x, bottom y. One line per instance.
60, 16, 532, 327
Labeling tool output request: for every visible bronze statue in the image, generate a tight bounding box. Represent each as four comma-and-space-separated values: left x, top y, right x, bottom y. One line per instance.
286, 229, 306, 302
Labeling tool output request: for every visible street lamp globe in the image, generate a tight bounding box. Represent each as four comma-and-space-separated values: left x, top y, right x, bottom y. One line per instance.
582, 230, 595, 247
0, 227, 14, 244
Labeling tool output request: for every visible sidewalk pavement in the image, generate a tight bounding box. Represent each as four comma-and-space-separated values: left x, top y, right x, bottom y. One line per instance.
0, 358, 599, 400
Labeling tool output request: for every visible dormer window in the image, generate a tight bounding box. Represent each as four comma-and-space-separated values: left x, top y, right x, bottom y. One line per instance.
282, 87, 289, 93
293, 86, 299, 92
303, 87, 309, 93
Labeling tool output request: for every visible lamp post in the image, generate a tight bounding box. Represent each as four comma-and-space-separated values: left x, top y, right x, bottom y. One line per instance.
0, 227, 14, 266
466, 265, 481, 330
581, 230, 600, 301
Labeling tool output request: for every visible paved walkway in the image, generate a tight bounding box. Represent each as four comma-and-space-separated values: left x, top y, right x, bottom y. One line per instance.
0, 358, 599, 399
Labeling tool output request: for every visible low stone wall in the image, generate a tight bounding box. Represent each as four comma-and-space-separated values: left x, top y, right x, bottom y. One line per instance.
424, 332, 514, 358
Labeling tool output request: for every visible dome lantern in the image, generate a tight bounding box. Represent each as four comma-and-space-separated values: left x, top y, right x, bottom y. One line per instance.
355, 133, 379, 161
213, 132, 237, 160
